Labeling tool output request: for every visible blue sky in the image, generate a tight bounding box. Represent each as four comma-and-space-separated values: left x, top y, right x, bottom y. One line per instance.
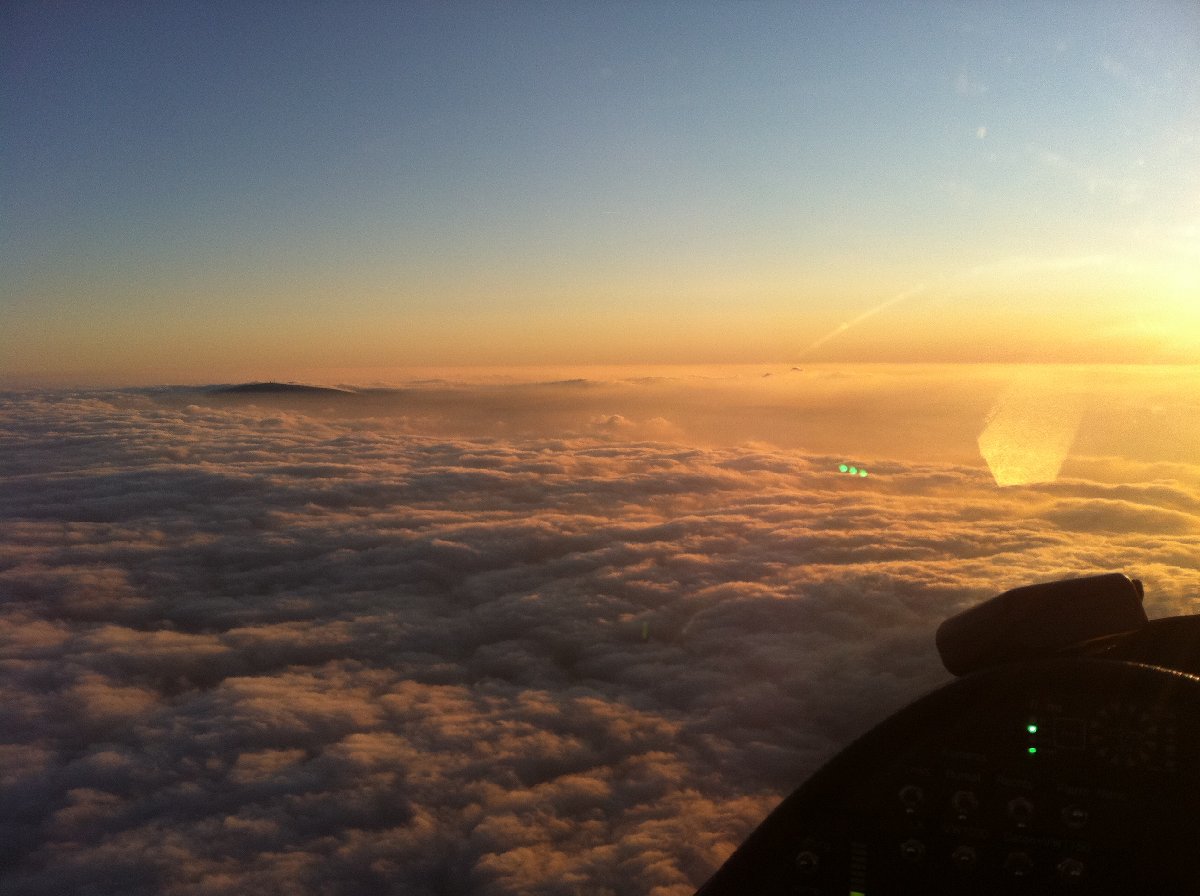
3, 1, 1197, 382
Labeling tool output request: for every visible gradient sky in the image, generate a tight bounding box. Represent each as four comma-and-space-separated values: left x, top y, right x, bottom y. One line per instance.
3, 1, 1198, 383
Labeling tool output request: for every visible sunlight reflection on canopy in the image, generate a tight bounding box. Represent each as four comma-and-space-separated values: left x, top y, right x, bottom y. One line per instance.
978, 375, 1086, 486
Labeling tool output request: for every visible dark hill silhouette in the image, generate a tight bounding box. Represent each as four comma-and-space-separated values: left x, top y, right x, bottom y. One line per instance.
210, 382, 357, 396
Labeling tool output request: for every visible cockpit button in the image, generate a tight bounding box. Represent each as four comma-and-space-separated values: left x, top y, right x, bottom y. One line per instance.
898, 784, 924, 809
1004, 851, 1034, 877
951, 845, 978, 870
1007, 796, 1034, 827
899, 839, 926, 864
1057, 857, 1086, 883
1061, 805, 1089, 829
794, 850, 820, 876
951, 789, 979, 818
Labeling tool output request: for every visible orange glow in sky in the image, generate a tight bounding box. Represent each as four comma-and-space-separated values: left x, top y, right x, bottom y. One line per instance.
2, 4, 1197, 385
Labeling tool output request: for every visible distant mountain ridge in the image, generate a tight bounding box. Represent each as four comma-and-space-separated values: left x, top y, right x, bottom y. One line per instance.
210, 382, 357, 396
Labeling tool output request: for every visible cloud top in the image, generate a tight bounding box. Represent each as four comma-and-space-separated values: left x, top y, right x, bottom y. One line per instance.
1, 370, 1197, 894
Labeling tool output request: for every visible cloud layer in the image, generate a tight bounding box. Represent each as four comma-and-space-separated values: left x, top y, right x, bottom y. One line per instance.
2, 372, 1198, 894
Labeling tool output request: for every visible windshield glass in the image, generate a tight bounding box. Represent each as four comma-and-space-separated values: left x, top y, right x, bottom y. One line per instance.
2, 4, 1197, 895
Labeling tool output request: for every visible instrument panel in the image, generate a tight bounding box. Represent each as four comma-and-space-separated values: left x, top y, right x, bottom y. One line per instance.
696, 659, 1200, 895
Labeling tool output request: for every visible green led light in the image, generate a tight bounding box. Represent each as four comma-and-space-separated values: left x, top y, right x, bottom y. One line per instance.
850, 891, 867, 896
848, 466, 858, 475
1027, 724, 1038, 734
859, 469, 868, 477
839, 464, 849, 473
1028, 746, 1038, 754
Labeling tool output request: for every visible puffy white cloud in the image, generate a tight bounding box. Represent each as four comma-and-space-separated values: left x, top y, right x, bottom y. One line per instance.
0, 372, 1197, 894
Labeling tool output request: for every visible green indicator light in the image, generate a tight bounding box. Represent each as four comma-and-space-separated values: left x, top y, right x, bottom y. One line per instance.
850, 891, 867, 896
1028, 746, 1038, 754
859, 469, 868, 477
1027, 724, 1038, 734
848, 466, 858, 475
839, 464, 849, 473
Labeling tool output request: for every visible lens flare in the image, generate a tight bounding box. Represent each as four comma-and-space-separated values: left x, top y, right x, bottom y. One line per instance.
977, 376, 1085, 486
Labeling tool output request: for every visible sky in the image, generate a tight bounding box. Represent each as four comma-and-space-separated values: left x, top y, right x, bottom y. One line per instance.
2, 1, 1198, 383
